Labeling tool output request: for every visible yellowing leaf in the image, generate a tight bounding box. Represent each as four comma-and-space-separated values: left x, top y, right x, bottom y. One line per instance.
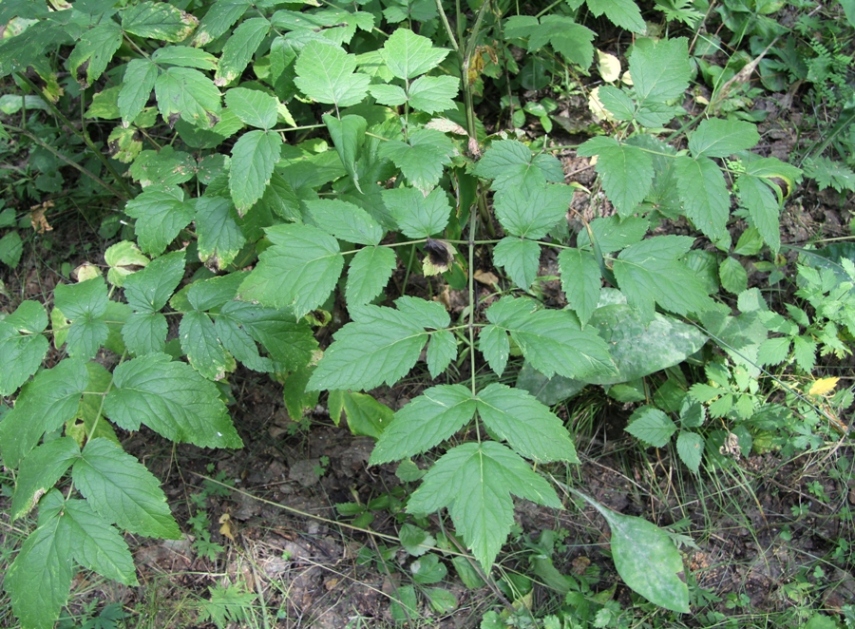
808, 377, 839, 396
597, 50, 621, 83
218, 513, 235, 541
587, 86, 615, 122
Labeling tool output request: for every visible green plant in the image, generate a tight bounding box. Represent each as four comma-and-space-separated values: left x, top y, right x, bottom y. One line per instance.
196, 583, 256, 629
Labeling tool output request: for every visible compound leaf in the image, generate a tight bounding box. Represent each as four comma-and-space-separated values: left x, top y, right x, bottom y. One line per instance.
383, 186, 451, 238
307, 199, 384, 245
324, 113, 367, 191
11, 437, 80, 521
154, 67, 221, 128
474, 140, 563, 192
0, 300, 49, 396
426, 329, 457, 378
558, 248, 601, 326
122, 1, 198, 42
294, 40, 369, 107
625, 406, 676, 447
688, 118, 760, 158
62, 498, 138, 585
578, 137, 653, 216
225, 86, 278, 129
193, 0, 251, 46
493, 237, 541, 289
216, 17, 270, 84
67, 22, 122, 86
179, 310, 232, 380
378, 128, 455, 193
407, 75, 458, 113
676, 431, 703, 473
585, 0, 646, 33
229, 129, 281, 213
630, 37, 691, 103
54, 277, 109, 360
124, 185, 195, 255
382, 27, 449, 79
479, 324, 510, 377
346, 245, 397, 307
674, 155, 730, 241
493, 180, 572, 238
195, 196, 246, 269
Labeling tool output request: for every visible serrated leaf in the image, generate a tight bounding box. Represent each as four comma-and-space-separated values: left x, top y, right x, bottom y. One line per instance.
411, 554, 447, 584
195, 196, 246, 269
399, 523, 435, 557
586, 0, 646, 32
216, 17, 270, 84
67, 22, 122, 86
257, 171, 301, 221
72, 438, 181, 538
613, 236, 715, 321
477, 383, 578, 463
11, 437, 80, 521
104, 353, 242, 448
307, 199, 384, 245
757, 336, 790, 366
225, 86, 278, 129
558, 249, 600, 325
383, 186, 451, 238
630, 37, 691, 103
578, 137, 653, 216
154, 66, 221, 128
124, 186, 195, 255
0, 230, 23, 267
390, 585, 418, 623
294, 40, 369, 107
62, 498, 138, 585
719, 256, 747, 294
0, 310, 49, 396
324, 113, 367, 192
238, 224, 344, 318
379, 128, 455, 193
493, 180, 572, 238
179, 310, 232, 380
534, 15, 595, 68
494, 237, 541, 289
426, 329, 457, 378
229, 129, 281, 213
122, 1, 197, 42
515, 362, 586, 406
688, 119, 760, 158
130, 146, 196, 186
151, 45, 218, 70
368, 83, 408, 106
308, 303, 440, 391
676, 431, 703, 473
737, 174, 781, 252
53, 278, 109, 360
625, 406, 676, 447
792, 335, 816, 372
407, 75, 458, 113
382, 28, 449, 79
193, 0, 250, 46
369, 384, 476, 465
474, 140, 563, 192
406, 442, 562, 571
479, 324, 510, 377
339, 391, 394, 439
346, 245, 397, 307
674, 155, 730, 242
118, 59, 158, 124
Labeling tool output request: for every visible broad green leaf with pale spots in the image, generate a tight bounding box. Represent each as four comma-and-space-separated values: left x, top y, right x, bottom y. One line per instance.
477, 383, 578, 463
493, 237, 540, 288
216, 17, 270, 84
737, 174, 781, 252
307, 304, 432, 391
625, 406, 676, 447
0, 358, 87, 468
688, 119, 760, 158
473, 140, 564, 192
613, 236, 715, 322
119, 59, 158, 124
371, 385, 475, 464
154, 67, 221, 128
383, 186, 451, 238
151, 46, 218, 70
238, 224, 344, 318
179, 310, 232, 380
378, 128, 455, 193
677, 431, 704, 473
585, 0, 645, 32
295, 40, 370, 107
11, 438, 79, 521
229, 129, 281, 213
72, 438, 181, 538
407, 442, 562, 570
558, 248, 601, 326
578, 137, 653, 216
630, 37, 691, 103
195, 196, 245, 269
307, 199, 384, 245
124, 186, 195, 255
0, 300, 49, 396
381, 28, 449, 79
426, 329, 457, 378
122, 1, 198, 42
674, 155, 729, 242
407, 75, 458, 113
486, 297, 617, 381
104, 353, 242, 448
324, 113, 367, 191
54, 277, 109, 360
493, 180, 572, 238
225, 87, 278, 129
61, 498, 138, 585
193, 0, 250, 46
67, 22, 122, 86
5, 491, 74, 629
581, 495, 690, 613
346, 245, 397, 307
479, 324, 510, 376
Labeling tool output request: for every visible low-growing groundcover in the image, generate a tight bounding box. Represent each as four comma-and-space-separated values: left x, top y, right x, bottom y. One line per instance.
0, 0, 854, 627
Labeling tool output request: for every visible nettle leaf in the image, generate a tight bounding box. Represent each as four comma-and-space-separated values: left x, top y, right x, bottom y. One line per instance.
737, 173, 781, 252
124, 185, 195, 255
294, 40, 370, 108
381, 28, 449, 79
407, 441, 562, 571
614, 236, 715, 321
494, 237, 541, 289
0, 300, 49, 396
346, 245, 397, 307
67, 22, 122, 86
625, 406, 676, 447
104, 353, 242, 448
119, 59, 157, 124
688, 119, 760, 158
378, 128, 455, 193
53, 277, 109, 359
225, 87, 278, 130
585, 0, 646, 33
493, 179, 572, 238
122, 1, 197, 42
195, 196, 246, 270
674, 155, 730, 242
370, 384, 476, 464
324, 113, 367, 191
307, 199, 384, 245
238, 224, 344, 318
229, 129, 282, 213
474, 140, 564, 192
0, 359, 87, 468
558, 249, 601, 326
407, 75, 459, 113
72, 437, 181, 538
11, 437, 80, 521
477, 383, 578, 463
154, 66, 221, 128
216, 17, 270, 85
194, 0, 251, 46
427, 329, 457, 378
486, 297, 617, 381
578, 137, 654, 216
383, 186, 451, 238
308, 298, 448, 391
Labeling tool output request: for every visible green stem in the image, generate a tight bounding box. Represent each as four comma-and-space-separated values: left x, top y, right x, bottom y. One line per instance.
434, 0, 460, 53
